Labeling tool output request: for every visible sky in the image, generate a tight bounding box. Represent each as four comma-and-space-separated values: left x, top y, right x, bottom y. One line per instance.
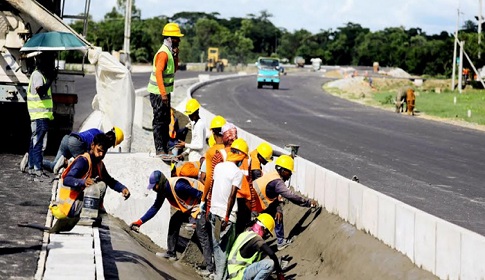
68, 0, 482, 35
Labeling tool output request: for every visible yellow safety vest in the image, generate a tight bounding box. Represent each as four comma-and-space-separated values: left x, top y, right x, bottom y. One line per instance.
147, 44, 175, 94
252, 171, 281, 212
57, 153, 102, 218
167, 177, 204, 218
27, 70, 53, 120
227, 231, 261, 279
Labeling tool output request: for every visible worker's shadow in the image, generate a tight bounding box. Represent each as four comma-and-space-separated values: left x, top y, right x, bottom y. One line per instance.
287, 206, 322, 240
99, 223, 179, 280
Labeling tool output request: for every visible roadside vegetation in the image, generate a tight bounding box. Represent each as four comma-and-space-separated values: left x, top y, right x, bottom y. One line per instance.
324, 74, 485, 127
67, 0, 483, 79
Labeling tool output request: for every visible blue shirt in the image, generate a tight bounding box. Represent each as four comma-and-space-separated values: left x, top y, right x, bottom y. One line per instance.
140, 178, 202, 223
63, 154, 126, 193
71, 128, 103, 151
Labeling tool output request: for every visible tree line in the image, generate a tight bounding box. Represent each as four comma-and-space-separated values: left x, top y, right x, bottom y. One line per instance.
67, 2, 485, 77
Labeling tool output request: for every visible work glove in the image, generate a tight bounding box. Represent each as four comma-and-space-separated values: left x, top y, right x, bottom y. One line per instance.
130, 219, 142, 232
277, 273, 285, 280
199, 201, 206, 214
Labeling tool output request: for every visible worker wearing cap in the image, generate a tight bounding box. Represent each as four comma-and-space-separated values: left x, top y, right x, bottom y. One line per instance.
227, 213, 285, 280
22, 52, 57, 181
130, 171, 214, 275
40, 127, 124, 174
55, 133, 130, 219
147, 22, 183, 157
209, 138, 249, 280
175, 98, 206, 161
252, 155, 318, 251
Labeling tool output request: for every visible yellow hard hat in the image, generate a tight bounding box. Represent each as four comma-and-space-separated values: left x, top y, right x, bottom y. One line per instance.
257, 213, 275, 236
49, 203, 67, 219
230, 138, 249, 155
113, 127, 124, 147
275, 155, 294, 172
162, 22, 184, 37
185, 98, 200, 115
256, 142, 273, 162
208, 134, 216, 147
210, 115, 226, 129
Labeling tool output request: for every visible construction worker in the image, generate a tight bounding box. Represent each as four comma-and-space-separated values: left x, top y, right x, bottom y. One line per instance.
130, 171, 214, 277
209, 138, 249, 280
170, 159, 203, 179
21, 52, 57, 181
167, 108, 189, 156
56, 133, 130, 219
147, 22, 183, 157
200, 115, 226, 206
175, 98, 206, 161
40, 127, 124, 174
249, 142, 281, 181
227, 213, 285, 280
252, 155, 318, 251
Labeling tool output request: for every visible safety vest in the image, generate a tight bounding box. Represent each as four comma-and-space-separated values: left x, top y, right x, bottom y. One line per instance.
167, 177, 204, 218
27, 70, 53, 121
57, 153, 103, 218
251, 171, 281, 212
227, 231, 261, 279
147, 44, 175, 94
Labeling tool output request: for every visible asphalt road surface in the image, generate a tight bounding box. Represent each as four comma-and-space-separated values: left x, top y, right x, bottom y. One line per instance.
192, 71, 485, 235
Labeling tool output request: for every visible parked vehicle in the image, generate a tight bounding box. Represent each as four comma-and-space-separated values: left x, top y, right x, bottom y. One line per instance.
1, 0, 90, 153
205, 47, 227, 72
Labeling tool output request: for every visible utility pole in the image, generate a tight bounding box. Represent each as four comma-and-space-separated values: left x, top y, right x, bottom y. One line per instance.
451, 8, 460, 91
479, 0, 483, 58
123, 0, 133, 70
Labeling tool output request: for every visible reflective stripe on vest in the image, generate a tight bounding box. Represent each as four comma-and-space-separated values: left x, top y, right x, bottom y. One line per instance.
57, 153, 103, 217
147, 45, 175, 94
227, 231, 261, 279
167, 177, 204, 218
252, 171, 281, 211
27, 70, 53, 120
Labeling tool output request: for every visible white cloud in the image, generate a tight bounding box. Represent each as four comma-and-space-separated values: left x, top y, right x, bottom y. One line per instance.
76, 0, 482, 35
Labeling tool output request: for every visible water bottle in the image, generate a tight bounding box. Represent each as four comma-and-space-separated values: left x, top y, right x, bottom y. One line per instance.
80, 181, 101, 219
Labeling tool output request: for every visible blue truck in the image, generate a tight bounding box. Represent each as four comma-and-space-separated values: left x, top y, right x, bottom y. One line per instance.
256, 57, 282, 89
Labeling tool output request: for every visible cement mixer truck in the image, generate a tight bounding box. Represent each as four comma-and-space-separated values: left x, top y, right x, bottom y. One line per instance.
0, 0, 91, 153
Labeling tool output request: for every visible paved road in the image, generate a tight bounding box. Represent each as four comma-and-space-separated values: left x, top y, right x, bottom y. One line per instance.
192, 72, 485, 235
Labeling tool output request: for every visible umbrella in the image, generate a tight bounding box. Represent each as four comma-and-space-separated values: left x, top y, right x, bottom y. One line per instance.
20, 31, 88, 52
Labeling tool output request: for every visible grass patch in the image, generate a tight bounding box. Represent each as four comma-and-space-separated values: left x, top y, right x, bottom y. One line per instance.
373, 88, 485, 125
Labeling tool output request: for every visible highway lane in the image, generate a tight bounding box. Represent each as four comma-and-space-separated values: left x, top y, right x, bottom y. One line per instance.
192, 72, 485, 235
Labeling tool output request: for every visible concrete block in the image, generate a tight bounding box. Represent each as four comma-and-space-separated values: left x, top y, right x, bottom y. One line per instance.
304, 161, 317, 198
377, 195, 396, 249
294, 157, 306, 194
133, 95, 144, 127
314, 167, 325, 206
435, 220, 461, 280
336, 176, 349, 221
460, 230, 485, 280
324, 170, 338, 214
395, 203, 415, 262
362, 188, 378, 237
414, 210, 436, 274
348, 181, 363, 229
